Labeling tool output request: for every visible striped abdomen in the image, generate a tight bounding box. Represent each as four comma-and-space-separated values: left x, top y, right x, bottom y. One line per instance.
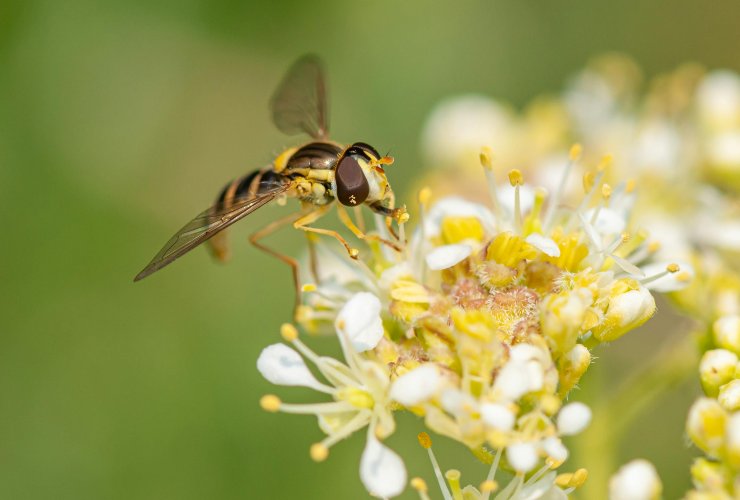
208, 168, 288, 261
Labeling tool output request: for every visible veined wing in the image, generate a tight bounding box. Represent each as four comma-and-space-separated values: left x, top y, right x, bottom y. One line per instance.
134, 184, 290, 281
270, 54, 328, 140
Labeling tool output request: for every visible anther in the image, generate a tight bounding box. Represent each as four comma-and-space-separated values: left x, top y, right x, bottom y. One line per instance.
571, 468, 588, 487
625, 179, 637, 193
301, 283, 317, 293
310, 443, 329, 462
583, 171, 595, 193
508, 169, 523, 186
480, 147, 494, 170
480, 480, 498, 493
597, 154, 613, 171
418, 187, 432, 206
417, 432, 432, 449
260, 394, 281, 412
569, 143, 583, 161
410, 477, 428, 492
601, 183, 612, 199
280, 323, 299, 342
666, 263, 680, 273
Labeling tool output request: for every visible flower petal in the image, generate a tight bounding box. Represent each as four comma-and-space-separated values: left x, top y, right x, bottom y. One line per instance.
336, 292, 384, 352
525, 233, 561, 257
360, 435, 407, 498
256, 344, 325, 391
425, 244, 473, 270
390, 364, 442, 406
480, 403, 516, 431
557, 402, 592, 436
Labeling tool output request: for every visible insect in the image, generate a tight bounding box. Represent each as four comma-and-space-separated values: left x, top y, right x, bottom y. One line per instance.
134, 55, 406, 296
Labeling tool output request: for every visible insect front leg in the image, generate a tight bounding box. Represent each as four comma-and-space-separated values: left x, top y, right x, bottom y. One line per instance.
293, 204, 360, 260
336, 204, 403, 253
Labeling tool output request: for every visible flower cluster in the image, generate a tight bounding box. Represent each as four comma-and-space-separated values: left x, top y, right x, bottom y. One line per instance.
421, 54, 740, 498
256, 139, 686, 497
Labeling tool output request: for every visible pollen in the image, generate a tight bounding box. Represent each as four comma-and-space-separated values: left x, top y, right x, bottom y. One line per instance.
280, 323, 299, 342
310, 443, 329, 462
260, 394, 281, 412
667, 263, 681, 273
417, 432, 433, 449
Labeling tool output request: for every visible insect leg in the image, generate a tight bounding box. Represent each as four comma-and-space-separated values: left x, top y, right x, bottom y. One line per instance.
248, 211, 304, 310
305, 233, 321, 284
336, 204, 403, 252
293, 205, 360, 260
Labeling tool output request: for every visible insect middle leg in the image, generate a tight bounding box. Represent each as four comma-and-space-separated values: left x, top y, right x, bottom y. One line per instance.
248, 211, 305, 311
293, 204, 360, 260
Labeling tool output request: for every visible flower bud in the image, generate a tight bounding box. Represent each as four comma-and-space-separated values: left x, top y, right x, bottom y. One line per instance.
725, 412, 740, 468
591, 282, 656, 342
699, 349, 738, 397
558, 344, 591, 396
540, 289, 592, 354
686, 397, 728, 457
718, 379, 740, 411
713, 315, 740, 355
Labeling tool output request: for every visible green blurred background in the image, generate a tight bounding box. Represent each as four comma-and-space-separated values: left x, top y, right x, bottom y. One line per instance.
3, 0, 738, 498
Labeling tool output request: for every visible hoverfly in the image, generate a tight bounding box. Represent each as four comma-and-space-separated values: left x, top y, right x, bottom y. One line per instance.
134, 55, 406, 297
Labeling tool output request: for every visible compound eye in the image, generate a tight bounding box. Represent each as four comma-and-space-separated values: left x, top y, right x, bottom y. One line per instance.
335, 155, 369, 206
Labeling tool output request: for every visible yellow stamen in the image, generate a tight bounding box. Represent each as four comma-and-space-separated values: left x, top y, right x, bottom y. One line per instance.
570, 468, 588, 487
508, 169, 523, 186
301, 283, 317, 293
418, 432, 433, 449
625, 179, 636, 193
583, 171, 595, 193
667, 263, 680, 273
480, 480, 498, 493
569, 143, 583, 161
555, 473, 573, 487
597, 154, 613, 171
480, 147, 494, 170
677, 271, 691, 282
280, 323, 299, 342
419, 187, 432, 206
647, 241, 661, 253
260, 394, 281, 412
410, 477, 428, 492
601, 183, 612, 199
310, 443, 329, 462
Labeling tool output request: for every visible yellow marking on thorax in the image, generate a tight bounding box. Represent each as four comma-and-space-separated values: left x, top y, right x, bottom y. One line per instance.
287, 168, 335, 182
273, 147, 299, 173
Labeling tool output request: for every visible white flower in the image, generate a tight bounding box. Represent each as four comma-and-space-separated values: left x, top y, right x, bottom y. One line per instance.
507, 442, 539, 473
390, 364, 442, 406
360, 434, 407, 498
425, 244, 473, 270
608, 459, 662, 500
257, 344, 328, 392
336, 292, 384, 352
557, 402, 592, 436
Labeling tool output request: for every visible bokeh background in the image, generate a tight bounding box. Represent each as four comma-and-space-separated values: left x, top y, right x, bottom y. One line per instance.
3, 1, 740, 498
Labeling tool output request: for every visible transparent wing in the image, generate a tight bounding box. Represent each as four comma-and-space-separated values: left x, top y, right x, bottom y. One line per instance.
134, 184, 290, 281
270, 54, 328, 139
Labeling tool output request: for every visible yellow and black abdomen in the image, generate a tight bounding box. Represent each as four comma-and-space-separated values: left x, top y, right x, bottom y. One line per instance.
207, 168, 288, 262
